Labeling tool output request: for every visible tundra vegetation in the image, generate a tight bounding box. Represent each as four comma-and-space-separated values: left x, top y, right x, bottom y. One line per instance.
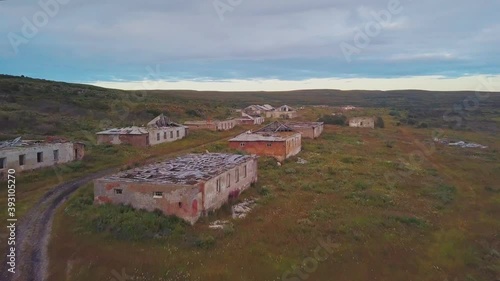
0, 75, 499, 281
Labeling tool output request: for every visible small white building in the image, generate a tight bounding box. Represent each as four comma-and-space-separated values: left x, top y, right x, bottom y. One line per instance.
147, 115, 188, 145
237, 113, 265, 125
96, 115, 187, 147
348, 117, 376, 128
0, 137, 85, 177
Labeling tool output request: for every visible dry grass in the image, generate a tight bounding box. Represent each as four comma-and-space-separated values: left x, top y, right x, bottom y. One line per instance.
46, 109, 500, 281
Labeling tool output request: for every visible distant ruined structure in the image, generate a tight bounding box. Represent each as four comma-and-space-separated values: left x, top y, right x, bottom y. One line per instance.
184, 119, 238, 131
348, 117, 376, 129
285, 122, 324, 139
96, 114, 187, 147
265, 105, 298, 119
236, 113, 265, 125
243, 104, 298, 119
94, 153, 258, 224
229, 122, 301, 161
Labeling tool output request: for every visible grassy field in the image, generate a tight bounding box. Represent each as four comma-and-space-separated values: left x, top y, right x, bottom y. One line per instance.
46, 110, 500, 281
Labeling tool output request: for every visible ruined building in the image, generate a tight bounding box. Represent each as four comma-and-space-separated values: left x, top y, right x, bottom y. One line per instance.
243, 104, 275, 116
96, 114, 187, 147
146, 114, 188, 145
0, 137, 85, 177
265, 105, 298, 119
229, 121, 301, 162
236, 113, 265, 125
94, 153, 258, 224
285, 122, 324, 139
348, 117, 376, 129
184, 119, 237, 131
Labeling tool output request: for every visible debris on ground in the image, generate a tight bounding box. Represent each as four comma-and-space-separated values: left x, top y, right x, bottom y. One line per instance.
297, 157, 308, 164
209, 220, 231, 230
232, 198, 257, 219
434, 138, 487, 149
448, 141, 487, 149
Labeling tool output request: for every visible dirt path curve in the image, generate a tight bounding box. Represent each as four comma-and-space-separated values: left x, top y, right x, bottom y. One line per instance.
1, 168, 117, 281
1, 130, 246, 281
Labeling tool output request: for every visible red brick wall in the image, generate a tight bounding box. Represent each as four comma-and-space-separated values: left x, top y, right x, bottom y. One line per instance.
229, 141, 287, 160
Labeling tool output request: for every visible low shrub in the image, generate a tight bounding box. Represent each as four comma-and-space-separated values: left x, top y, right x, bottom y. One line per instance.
422, 184, 456, 205
390, 215, 427, 228
195, 234, 216, 249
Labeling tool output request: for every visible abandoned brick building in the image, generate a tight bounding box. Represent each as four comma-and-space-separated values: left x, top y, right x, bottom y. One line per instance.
348, 117, 376, 128
94, 153, 258, 224
286, 122, 324, 139
265, 105, 298, 119
96, 115, 187, 147
184, 119, 237, 131
236, 113, 265, 125
229, 122, 302, 162
0, 137, 85, 177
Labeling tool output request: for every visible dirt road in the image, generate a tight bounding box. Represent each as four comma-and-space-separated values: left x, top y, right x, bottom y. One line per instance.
0, 130, 245, 281
0, 169, 117, 281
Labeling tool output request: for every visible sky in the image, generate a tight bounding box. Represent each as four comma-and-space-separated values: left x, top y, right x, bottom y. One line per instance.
0, 0, 499, 91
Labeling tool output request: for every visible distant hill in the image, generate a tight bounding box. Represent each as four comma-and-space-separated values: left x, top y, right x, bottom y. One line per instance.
1, 75, 499, 140
0, 75, 236, 140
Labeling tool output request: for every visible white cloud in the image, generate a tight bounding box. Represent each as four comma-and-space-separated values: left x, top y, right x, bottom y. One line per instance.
91, 74, 500, 92
388, 52, 459, 61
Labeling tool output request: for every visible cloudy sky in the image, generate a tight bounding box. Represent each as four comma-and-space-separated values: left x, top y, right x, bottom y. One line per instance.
1, 0, 499, 91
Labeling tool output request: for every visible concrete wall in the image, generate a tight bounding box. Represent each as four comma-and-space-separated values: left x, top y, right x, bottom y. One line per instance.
215, 120, 237, 131
237, 119, 255, 125
148, 126, 187, 146
202, 158, 258, 212
184, 122, 217, 131
285, 133, 302, 158
254, 117, 265, 125
94, 158, 258, 224
349, 117, 375, 128
0, 142, 83, 175
265, 111, 298, 119
292, 125, 324, 139
237, 117, 265, 125
94, 180, 203, 225
186, 120, 237, 131
97, 134, 149, 147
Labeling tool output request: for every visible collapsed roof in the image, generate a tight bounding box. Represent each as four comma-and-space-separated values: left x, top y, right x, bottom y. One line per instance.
100, 153, 256, 185
147, 114, 182, 128
96, 126, 149, 135
255, 121, 294, 133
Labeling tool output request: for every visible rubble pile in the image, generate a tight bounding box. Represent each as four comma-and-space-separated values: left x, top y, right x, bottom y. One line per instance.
232, 198, 257, 219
